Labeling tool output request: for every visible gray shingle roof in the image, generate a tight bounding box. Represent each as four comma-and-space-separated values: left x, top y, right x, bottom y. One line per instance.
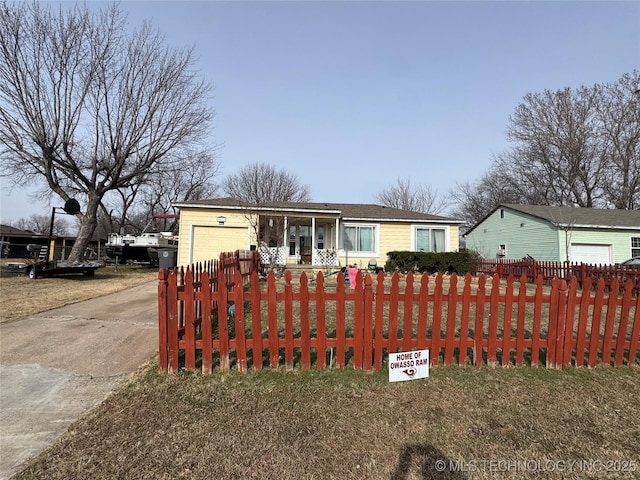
502, 204, 640, 228
173, 198, 463, 224
466, 204, 640, 234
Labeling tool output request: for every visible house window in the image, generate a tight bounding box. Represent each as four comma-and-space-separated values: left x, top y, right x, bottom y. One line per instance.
415, 227, 446, 253
344, 225, 376, 253
632, 237, 640, 257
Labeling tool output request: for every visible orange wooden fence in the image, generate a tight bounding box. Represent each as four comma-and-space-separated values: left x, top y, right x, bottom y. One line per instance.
158, 268, 640, 374
477, 259, 640, 293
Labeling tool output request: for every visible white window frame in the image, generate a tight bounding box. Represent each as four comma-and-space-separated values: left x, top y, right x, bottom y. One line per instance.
631, 236, 640, 258
341, 223, 379, 257
411, 225, 450, 253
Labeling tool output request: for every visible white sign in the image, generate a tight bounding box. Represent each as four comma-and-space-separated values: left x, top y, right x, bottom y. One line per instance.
388, 349, 429, 382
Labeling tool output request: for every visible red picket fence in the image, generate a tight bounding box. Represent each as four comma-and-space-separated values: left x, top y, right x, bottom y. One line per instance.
158, 268, 640, 374
477, 259, 640, 293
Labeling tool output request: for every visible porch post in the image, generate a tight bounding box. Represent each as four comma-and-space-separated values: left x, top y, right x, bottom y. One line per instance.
311, 217, 316, 265
335, 218, 340, 263
283, 216, 288, 262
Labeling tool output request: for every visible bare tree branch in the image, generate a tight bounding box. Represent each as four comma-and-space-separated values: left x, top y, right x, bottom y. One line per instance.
0, 2, 215, 262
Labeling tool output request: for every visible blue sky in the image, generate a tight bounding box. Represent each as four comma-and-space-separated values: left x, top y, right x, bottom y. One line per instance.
1, 0, 638, 223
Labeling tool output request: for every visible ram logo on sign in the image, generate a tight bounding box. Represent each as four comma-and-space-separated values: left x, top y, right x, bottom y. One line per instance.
388, 349, 429, 382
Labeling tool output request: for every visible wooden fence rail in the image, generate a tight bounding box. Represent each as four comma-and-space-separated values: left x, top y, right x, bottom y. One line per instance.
158, 268, 640, 374
477, 259, 640, 293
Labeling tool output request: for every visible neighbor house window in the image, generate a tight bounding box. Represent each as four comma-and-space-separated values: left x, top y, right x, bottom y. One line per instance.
632, 236, 640, 257
343, 225, 376, 253
415, 227, 446, 253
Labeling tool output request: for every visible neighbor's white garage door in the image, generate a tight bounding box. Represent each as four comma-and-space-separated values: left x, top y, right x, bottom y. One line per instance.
570, 243, 612, 265
191, 225, 248, 264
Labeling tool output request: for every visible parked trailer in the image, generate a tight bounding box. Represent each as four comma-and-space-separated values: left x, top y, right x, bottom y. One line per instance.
2, 259, 102, 279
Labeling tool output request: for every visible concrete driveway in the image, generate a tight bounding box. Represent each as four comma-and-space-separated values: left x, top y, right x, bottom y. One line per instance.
0, 280, 159, 479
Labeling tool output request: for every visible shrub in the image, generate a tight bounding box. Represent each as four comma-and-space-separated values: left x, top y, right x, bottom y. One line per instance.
385, 251, 474, 274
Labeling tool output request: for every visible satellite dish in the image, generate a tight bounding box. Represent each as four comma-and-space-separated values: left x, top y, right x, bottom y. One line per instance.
63, 198, 81, 215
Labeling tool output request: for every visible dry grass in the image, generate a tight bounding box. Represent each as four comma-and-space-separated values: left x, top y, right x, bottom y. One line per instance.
0, 264, 157, 323
14, 363, 640, 480
7, 268, 640, 479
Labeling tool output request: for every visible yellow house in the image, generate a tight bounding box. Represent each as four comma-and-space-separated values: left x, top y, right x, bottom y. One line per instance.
172, 198, 464, 269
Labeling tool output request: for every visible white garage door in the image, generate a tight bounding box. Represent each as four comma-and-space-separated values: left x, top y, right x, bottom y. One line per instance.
191, 226, 249, 264
570, 244, 612, 265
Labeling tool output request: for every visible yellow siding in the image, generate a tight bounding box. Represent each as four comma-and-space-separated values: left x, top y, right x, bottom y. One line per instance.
337, 222, 460, 269
449, 225, 459, 251
177, 208, 254, 266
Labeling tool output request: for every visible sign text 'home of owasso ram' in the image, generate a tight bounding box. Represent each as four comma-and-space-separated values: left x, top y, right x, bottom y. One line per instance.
388, 349, 430, 382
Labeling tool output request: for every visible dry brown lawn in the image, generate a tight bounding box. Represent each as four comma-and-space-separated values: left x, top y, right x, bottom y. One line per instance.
13, 363, 640, 480
6, 268, 640, 479
0, 264, 157, 323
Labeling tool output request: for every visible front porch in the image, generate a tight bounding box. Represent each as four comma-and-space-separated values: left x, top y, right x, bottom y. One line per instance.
256, 214, 341, 268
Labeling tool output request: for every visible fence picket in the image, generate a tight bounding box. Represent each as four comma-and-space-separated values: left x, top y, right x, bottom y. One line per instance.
233, 271, 247, 372
473, 275, 486, 368
284, 271, 294, 369
403, 272, 415, 354
316, 272, 327, 369
444, 274, 458, 366
388, 273, 400, 355
502, 275, 515, 367
615, 280, 633, 366
250, 272, 263, 370
602, 278, 620, 366
335, 274, 346, 368
575, 276, 592, 367
515, 274, 527, 367
487, 274, 500, 366
218, 269, 230, 371
588, 280, 606, 368
459, 274, 472, 366
363, 274, 374, 371
627, 294, 640, 363
300, 272, 311, 370
374, 272, 386, 370
201, 271, 213, 374
267, 272, 278, 368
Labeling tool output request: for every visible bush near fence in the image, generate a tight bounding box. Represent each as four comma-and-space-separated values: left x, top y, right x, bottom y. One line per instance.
158, 264, 640, 374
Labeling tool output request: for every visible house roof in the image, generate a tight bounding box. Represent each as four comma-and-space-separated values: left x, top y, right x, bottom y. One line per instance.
465, 204, 640, 235
0, 224, 45, 237
173, 198, 464, 224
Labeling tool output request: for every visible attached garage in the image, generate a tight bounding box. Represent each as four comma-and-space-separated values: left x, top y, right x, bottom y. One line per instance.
189, 225, 249, 265
570, 243, 612, 265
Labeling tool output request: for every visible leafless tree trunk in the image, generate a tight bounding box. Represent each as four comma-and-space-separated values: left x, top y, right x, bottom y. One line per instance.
0, 3, 214, 262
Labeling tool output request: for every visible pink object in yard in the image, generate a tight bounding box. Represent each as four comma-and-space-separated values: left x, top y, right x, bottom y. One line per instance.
346, 265, 359, 289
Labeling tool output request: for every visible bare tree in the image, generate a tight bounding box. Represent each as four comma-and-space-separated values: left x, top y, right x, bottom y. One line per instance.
222, 162, 311, 203
595, 71, 640, 209
13, 214, 71, 236
504, 85, 606, 208
375, 177, 447, 214
452, 71, 640, 231
222, 163, 310, 270
0, 3, 214, 262
139, 149, 221, 223
449, 164, 523, 230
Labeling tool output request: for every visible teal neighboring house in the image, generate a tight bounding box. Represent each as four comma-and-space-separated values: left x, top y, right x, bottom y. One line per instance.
464, 204, 640, 264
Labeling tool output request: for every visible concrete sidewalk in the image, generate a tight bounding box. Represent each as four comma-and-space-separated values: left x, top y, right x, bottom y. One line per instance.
0, 281, 159, 479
